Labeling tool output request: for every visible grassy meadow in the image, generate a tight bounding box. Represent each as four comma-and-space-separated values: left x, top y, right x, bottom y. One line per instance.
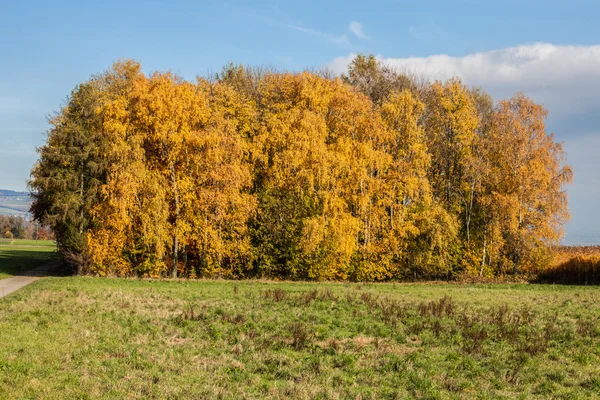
1, 276, 599, 399
0, 239, 57, 279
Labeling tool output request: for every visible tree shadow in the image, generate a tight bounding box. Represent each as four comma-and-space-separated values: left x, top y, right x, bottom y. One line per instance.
0, 248, 69, 278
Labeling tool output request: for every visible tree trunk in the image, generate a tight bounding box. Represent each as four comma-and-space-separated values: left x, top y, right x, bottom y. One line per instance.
171, 164, 180, 278
465, 180, 476, 247
182, 245, 188, 276
480, 235, 487, 277
172, 236, 179, 278
79, 170, 84, 235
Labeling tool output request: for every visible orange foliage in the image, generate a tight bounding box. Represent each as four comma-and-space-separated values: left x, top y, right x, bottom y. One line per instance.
30, 57, 573, 281
537, 246, 600, 284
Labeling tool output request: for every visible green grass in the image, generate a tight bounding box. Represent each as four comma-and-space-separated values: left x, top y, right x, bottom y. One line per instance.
0, 239, 56, 247
0, 239, 57, 279
1, 278, 599, 399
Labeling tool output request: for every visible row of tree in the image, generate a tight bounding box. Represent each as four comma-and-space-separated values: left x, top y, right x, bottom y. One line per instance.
0, 215, 54, 240
30, 55, 572, 280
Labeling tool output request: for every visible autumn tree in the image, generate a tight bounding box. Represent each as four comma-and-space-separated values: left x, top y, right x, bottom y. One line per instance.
343, 54, 421, 105
30, 57, 573, 281
378, 90, 457, 279
182, 80, 256, 278
485, 94, 572, 274
251, 73, 368, 279
0, 216, 26, 239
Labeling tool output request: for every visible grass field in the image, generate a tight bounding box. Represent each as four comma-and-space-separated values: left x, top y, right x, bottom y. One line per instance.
0, 239, 57, 279
1, 277, 599, 399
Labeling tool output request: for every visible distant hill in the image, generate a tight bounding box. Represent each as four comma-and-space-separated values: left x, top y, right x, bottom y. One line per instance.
0, 189, 31, 218
0, 189, 29, 197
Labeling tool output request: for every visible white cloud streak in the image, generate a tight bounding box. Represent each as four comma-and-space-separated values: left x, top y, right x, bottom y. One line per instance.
349, 21, 368, 40
247, 8, 350, 47
285, 23, 349, 46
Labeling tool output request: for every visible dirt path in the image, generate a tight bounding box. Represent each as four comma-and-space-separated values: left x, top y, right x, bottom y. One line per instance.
0, 261, 60, 298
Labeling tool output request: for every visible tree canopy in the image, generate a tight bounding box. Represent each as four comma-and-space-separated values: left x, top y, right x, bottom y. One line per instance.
29, 57, 572, 280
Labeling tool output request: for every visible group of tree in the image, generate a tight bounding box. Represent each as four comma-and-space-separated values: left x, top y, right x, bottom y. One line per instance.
0, 215, 54, 240
29, 55, 572, 280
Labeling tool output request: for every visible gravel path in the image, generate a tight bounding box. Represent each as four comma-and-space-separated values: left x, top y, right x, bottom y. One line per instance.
0, 261, 59, 298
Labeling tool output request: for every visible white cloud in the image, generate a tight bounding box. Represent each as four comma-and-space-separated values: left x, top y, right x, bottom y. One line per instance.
275, 55, 293, 65
327, 43, 600, 118
285, 24, 349, 46
349, 21, 368, 40
248, 8, 350, 47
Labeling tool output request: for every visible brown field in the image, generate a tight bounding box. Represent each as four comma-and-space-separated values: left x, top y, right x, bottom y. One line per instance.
538, 246, 600, 284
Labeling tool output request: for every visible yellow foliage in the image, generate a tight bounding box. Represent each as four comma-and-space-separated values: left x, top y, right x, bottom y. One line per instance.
31, 58, 572, 281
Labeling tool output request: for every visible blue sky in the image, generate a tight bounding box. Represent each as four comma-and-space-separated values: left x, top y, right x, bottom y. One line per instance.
2, 0, 600, 243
